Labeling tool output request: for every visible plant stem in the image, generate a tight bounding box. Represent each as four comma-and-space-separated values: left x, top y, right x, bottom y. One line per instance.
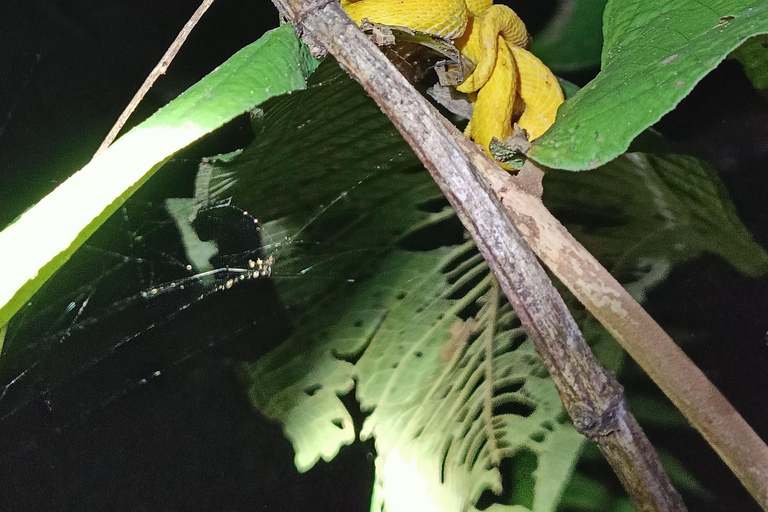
271, 0, 687, 509
94, 0, 216, 157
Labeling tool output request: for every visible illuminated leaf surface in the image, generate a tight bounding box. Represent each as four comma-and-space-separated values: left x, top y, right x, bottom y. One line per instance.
0, 24, 318, 328
189, 61, 763, 510
202, 62, 585, 511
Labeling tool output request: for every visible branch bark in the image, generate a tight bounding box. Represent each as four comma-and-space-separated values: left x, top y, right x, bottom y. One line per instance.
271, 0, 690, 509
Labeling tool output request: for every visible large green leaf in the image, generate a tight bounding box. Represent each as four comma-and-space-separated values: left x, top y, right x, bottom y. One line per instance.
0, 24, 318, 329
531, 0, 768, 170
544, 149, 768, 377
174, 58, 765, 510
181, 61, 585, 511
357, 274, 583, 512
544, 151, 768, 283
532, 0, 608, 73
178, 60, 434, 466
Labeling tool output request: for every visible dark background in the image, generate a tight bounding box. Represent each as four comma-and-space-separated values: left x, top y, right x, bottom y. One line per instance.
1, 0, 767, 510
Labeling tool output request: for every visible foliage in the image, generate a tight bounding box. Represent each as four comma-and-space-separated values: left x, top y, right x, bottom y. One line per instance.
1, 0, 768, 510
173, 62, 763, 510
531, 0, 768, 170
532, 0, 608, 73
0, 23, 319, 328
731, 33, 768, 97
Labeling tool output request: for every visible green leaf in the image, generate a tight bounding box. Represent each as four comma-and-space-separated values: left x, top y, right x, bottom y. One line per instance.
357, 275, 584, 512
532, 0, 608, 73
530, 0, 768, 170
731, 34, 768, 95
543, 152, 768, 283
200, 60, 435, 468
184, 59, 763, 510
0, 24, 319, 329
557, 472, 614, 511
185, 61, 585, 511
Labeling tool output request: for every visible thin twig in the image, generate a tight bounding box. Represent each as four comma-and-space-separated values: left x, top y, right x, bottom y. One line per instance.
93, 0, 216, 157
271, 0, 687, 509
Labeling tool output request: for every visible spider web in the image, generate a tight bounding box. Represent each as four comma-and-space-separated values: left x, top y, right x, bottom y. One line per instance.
0, 102, 385, 509
0, 48, 431, 470
0, 138, 370, 435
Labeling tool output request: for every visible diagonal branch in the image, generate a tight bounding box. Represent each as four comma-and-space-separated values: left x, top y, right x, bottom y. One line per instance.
271, 0, 689, 509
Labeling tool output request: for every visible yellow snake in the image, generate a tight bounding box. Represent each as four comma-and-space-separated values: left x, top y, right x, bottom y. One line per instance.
341, 0, 564, 160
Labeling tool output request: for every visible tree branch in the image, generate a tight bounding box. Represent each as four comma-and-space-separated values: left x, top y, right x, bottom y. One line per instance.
271, 0, 689, 509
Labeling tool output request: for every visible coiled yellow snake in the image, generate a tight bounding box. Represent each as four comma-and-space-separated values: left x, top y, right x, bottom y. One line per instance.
341, 0, 564, 160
